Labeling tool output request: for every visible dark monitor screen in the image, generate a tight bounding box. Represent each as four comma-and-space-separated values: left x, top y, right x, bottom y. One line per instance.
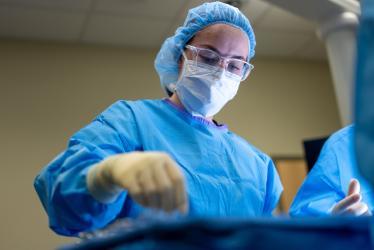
303, 137, 329, 172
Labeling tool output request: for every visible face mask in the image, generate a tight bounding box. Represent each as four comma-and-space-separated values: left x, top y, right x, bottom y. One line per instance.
175, 58, 241, 118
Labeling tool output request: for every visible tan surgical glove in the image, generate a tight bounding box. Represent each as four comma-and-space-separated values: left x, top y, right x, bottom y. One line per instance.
87, 152, 188, 213
331, 179, 371, 216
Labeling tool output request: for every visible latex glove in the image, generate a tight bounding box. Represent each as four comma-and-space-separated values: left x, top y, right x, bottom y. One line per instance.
87, 152, 188, 213
331, 179, 371, 216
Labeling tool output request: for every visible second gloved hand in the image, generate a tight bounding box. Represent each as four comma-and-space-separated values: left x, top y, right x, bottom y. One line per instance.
87, 152, 188, 213
331, 179, 371, 216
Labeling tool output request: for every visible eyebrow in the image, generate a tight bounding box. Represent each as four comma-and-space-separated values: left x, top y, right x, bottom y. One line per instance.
197, 44, 246, 61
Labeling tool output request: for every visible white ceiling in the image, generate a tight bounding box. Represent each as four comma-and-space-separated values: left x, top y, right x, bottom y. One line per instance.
0, 0, 327, 60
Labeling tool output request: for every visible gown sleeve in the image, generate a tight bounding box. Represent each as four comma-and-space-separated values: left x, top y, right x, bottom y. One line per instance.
289, 140, 345, 217
34, 101, 141, 236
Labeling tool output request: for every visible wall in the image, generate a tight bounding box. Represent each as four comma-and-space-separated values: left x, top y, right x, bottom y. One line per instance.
0, 40, 341, 249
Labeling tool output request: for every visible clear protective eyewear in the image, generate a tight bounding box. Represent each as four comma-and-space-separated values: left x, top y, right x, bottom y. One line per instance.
185, 45, 254, 81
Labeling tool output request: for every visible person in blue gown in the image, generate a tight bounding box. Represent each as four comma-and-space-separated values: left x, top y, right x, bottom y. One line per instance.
34, 2, 283, 237
290, 125, 373, 217
355, 0, 374, 188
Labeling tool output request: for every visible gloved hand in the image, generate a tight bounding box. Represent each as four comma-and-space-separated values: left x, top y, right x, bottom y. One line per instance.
331, 179, 371, 216
87, 152, 188, 213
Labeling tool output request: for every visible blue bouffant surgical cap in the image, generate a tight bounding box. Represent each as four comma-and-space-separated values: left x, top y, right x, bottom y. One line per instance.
154, 1, 256, 95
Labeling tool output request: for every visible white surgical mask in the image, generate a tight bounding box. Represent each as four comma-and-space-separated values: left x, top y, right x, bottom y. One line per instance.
175, 58, 241, 118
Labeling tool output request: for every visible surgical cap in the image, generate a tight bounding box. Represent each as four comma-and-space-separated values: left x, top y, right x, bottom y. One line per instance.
154, 1, 256, 95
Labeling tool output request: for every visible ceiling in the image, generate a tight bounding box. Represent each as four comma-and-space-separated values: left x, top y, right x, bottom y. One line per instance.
0, 0, 327, 60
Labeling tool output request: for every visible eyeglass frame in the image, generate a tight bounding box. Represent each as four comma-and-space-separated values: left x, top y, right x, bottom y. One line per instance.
183, 44, 254, 81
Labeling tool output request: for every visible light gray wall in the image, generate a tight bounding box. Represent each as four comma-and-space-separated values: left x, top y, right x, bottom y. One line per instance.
0, 40, 341, 249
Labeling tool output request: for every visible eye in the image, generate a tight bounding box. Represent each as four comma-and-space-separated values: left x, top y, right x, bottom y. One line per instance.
227, 61, 243, 72
199, 55, 218, 65
198, 50, 219, 65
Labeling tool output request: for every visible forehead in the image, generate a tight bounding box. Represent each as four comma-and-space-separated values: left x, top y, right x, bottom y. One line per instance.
190, 24, 249, 58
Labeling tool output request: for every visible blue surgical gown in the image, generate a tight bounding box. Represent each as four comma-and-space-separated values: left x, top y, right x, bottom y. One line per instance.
290, 125, 374, 216
34, 99, 283, 236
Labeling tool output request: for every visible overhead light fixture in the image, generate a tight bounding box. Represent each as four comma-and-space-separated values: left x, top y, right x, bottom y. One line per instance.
328, 0, 361, 15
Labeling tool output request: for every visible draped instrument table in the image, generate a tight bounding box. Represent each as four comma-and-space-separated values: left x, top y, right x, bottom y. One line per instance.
60, 216, 372, 250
